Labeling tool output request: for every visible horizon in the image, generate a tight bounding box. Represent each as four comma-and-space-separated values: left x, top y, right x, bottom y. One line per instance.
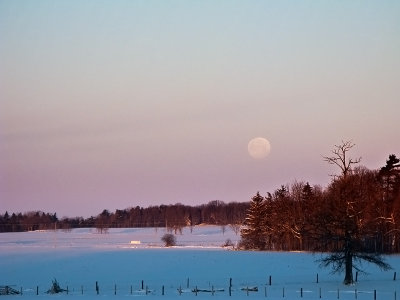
1, 1, 400, 217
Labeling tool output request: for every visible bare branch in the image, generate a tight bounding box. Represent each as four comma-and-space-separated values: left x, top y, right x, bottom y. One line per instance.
323, 140, 361, 177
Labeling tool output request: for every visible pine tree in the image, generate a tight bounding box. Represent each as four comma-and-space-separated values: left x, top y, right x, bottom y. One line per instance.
240, 192, 267, 250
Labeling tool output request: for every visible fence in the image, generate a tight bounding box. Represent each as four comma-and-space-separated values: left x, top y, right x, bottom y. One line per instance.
3, 272, 399, 299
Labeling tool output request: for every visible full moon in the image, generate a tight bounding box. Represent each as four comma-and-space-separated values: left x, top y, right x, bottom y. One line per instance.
248, 137, 271, 159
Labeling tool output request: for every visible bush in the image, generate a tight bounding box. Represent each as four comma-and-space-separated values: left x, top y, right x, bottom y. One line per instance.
161, 233, 176, 247
222, 238, 234, 248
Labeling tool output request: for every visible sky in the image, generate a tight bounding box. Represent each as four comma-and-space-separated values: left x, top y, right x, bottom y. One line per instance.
1, 1, 399, 218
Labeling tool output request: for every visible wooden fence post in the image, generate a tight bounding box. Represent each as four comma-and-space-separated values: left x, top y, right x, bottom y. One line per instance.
36, 286, 39, 295
162, 285, 164, 296
394, 272, 397, 281
269, 276, 272, 286
317, 273, 319, 283
301, 287, 303, 298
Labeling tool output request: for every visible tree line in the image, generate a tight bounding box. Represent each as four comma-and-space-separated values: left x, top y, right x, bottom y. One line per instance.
240, 141, 399, 284
0, 200, 249, 233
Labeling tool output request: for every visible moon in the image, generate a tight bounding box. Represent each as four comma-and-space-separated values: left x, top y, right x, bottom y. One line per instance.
248, 137, 271, 159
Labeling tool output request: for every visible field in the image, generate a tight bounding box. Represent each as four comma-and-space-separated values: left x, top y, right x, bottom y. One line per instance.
1, 226, 400, 299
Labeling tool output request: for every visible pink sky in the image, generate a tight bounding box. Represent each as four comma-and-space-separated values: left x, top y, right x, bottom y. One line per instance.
1, 1, 399, 217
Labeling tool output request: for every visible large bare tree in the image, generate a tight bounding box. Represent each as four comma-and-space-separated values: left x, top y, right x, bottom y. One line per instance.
316, 141, 391, 285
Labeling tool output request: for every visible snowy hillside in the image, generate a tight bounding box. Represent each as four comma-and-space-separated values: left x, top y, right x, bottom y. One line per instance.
0, 225, 240, 251
1, 226, 400, 299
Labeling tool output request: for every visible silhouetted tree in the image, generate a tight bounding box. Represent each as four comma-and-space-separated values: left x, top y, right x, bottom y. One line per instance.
95, 209, 110, 234
315, 142, 391, 284
161, 233, 176, 247
240, 192, 267, 250
323, 140, 361, 178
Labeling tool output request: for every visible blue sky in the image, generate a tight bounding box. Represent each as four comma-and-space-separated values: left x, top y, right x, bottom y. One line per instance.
1, 1, 399, 217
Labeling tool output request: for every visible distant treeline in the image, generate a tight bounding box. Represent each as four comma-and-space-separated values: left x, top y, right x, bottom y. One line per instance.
0, 200, 249, 233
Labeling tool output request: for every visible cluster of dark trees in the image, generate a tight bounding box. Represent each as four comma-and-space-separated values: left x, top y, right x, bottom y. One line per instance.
240, 141, 399, 284
0, 201, 248, 233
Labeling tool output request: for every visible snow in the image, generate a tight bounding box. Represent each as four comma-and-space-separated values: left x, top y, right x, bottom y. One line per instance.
1, 226, 400, 299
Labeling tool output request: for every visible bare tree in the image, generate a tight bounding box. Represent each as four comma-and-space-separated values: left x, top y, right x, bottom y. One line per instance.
316, 142, 391, 285
323, 140, 361, 178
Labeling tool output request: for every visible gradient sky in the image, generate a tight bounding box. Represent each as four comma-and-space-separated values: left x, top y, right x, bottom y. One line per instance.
1, 1, 399, 217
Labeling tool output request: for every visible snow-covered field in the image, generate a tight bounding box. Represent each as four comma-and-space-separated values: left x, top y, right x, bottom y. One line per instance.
1, 226, 400, 299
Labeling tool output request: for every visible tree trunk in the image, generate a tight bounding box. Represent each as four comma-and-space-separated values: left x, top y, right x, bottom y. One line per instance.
344, 240, 353, 285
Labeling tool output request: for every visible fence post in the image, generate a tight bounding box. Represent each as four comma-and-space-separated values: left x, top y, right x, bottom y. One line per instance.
187, 278, 189, 288
394, 272, 397, 281
317, 273, 319, 283
355, 271, 358, 282
374, 289, 376, 300
20, 287, 23, 295
162, 285, 164, 296
301, 287, 303, 298
264, 286, 267, 297
66, 286, 68, 295
141, 280, 144, 290
114, 284, 116, 295
130, 285, 132, 295
36, 286, 39, 295
96, 281, 99, 294
269, 276, 272, 286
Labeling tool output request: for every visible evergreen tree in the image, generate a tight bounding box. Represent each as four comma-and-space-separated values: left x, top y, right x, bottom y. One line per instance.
240, 192, 267, 250
379, 154, 400, 202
